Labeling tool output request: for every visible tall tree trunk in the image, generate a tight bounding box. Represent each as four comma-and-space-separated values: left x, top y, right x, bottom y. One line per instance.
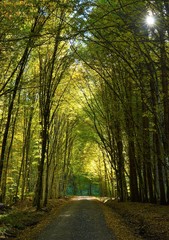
149, 64, 166, 204
34, 115, 49, 209
21, 105, 34, 200
1, 106, 19, 203
34, 11, 65, 208
115, 121, 128, 201
125, 82, 139, 202
43, 148, 50, 207
128, 140, 139, 201
159, 30, 169, 203
142, 100, 155, 203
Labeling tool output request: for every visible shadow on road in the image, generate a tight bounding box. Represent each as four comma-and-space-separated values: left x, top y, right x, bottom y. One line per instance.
37, 197, 115, 240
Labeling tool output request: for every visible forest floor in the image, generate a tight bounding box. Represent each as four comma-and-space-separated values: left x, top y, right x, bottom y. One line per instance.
102, 198, 169, 240
0, 197, 168, 240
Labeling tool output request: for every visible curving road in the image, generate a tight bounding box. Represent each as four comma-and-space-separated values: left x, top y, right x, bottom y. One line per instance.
37, 197, 115, 240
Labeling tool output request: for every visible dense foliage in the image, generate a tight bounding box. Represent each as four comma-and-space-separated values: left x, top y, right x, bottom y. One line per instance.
0, 0, 169, 208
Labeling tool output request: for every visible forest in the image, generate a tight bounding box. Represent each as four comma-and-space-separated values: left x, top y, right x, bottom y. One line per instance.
0, 0, 169, 210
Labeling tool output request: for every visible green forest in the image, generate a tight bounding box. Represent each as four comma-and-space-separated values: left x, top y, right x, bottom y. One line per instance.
0, 0, 169, 210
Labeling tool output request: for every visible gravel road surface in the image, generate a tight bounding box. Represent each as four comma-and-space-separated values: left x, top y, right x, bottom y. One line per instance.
37, 197, 115, 240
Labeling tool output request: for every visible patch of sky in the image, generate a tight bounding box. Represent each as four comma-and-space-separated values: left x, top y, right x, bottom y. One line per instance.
39, 6, 48, 17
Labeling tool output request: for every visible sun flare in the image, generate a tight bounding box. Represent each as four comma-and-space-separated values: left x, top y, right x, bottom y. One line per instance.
146, 13, 155, 26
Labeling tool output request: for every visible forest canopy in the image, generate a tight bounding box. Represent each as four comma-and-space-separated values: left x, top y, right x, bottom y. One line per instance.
0, 0, 169, 209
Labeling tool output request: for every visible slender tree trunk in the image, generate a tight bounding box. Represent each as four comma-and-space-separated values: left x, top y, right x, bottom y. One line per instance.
34, 116, 48, 209
21, 105, 34, 200
156, 133, 166, 204
125, 82, 139, 202
142, 100, 155, 203
128, 140, 139, 201
116, 129, 128, 201
159, 31, 169, 203
149, 65, 166, 204
43, 153, 50, 207
1, 107, 19, 203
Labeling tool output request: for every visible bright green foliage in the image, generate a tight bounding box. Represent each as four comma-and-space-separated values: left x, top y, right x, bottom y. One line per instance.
0, 0, 169, 206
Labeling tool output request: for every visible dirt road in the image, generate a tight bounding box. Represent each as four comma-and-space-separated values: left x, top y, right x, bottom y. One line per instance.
37, 197, 115, 240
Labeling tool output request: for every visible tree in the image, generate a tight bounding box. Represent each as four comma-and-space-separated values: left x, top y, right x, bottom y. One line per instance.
71, 0, 169, 204
0, 3, 47, 201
